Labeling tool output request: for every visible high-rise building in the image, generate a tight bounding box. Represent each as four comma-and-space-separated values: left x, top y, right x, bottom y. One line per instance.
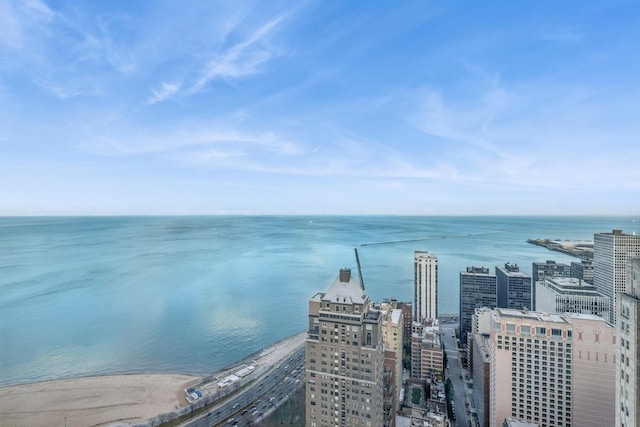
489, 308, 616, 427
616, 257, 640, 427
532, 260, 570, 283
397, 301, 413, 342
414, 251, 438, 322
535, 277, 610, 320
593, 229, 640, 324
471, 332, 491, 427
570, 259, 593, 284
496, 263, 532, 310
379, 301, 404, 427
305, 268, 384, 427
460, 266, 497, 345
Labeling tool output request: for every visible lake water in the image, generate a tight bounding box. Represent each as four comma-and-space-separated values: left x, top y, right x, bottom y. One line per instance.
0, 215, 636, 386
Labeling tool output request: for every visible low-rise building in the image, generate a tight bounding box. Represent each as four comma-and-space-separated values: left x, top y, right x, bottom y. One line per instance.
532, 260, 570, 283
409, 407, 447, 427
535, 276, 610, 320
570, 259, 593, 284
411, 319, 443, 381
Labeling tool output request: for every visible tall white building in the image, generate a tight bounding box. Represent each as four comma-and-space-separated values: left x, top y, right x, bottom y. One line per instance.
489, 308, 616, 427
616, 257, 640, 427
593, 229, 640, 324
414, 251, 438, 322
306, 268, 384, 427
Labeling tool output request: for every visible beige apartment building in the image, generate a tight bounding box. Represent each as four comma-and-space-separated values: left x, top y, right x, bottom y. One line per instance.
380, 301, 404, 427
489, 308, 615, 427
306, 268, 384, 427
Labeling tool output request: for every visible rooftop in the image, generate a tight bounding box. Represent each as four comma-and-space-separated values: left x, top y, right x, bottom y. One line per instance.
321, 268, 368, 306
494, 308, 567, 324
543, 277, 606, 296
564, 312, 610, 323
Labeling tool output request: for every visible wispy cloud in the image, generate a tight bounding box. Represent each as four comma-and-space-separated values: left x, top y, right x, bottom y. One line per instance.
190, 15, 285, 93
81, 118, 306, 158
31, 78, 84, 99
147, 81, 182, 105
539, 25, 584, 44
0, 0, 54, 52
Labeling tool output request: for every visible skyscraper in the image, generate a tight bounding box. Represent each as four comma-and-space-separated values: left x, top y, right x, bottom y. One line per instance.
496, 263, 532, 310
306, 268, 384, 427
616, 257, 640, 427
379, 301, 404, 427
489, 308, 616, 427
414, 251, 438, 322
459, 266, 497, 346
593, 229, 640, 324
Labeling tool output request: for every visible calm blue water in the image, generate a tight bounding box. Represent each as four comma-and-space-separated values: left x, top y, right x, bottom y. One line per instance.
0, 215, 636, 386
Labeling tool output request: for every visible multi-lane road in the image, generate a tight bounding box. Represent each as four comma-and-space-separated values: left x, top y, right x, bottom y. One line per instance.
179, 345, 305, 427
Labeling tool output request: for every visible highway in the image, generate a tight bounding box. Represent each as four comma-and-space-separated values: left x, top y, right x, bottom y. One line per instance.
441, 324, 469, 427
179, 345, 305, 427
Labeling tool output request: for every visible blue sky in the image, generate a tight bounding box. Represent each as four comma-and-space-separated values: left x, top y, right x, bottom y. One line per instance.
1, 0, 639, 215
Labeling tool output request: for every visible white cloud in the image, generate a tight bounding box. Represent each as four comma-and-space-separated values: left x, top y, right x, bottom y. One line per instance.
190, 15, 285, 93
147, 81, 182, 105
0, 0, 54, 52
31, 78, 83, 99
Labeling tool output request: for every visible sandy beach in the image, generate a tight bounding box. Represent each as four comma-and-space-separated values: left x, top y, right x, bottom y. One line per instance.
0, 374, 199, 427
0, 332, 306, 427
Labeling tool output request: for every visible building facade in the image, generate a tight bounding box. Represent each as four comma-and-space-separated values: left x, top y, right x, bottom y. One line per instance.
535, 277, 610, 320
414, 251, 438, 322
532, 260, 571, 283
489, 308, 615, 427
593, 229, 640, 324
380, 301, 404, 427
306, 268, 384, 427
616, 257, 640, 427
570, 260, 593, 284
397, 301, 413, 344
460, 266, 497, 346
496, 263, 532, 310
410, 319, 443, 381
471, 332, 491, 427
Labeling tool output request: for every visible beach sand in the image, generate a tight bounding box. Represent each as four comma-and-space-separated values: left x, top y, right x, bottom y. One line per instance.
0, 332, 306, 427
0, 374, 199, 427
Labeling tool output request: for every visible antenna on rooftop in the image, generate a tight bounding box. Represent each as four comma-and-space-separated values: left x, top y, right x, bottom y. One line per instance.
354, 248, 365, 290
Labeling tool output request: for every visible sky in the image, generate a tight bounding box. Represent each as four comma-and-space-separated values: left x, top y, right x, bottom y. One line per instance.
1, 0, 639, 215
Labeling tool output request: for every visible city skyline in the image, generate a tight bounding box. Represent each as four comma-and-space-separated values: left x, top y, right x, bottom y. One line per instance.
2, 1, 640, 215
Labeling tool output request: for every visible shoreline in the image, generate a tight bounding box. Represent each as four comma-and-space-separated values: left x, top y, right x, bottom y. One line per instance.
0, 331, 306, 427
0, 373, 199, 427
